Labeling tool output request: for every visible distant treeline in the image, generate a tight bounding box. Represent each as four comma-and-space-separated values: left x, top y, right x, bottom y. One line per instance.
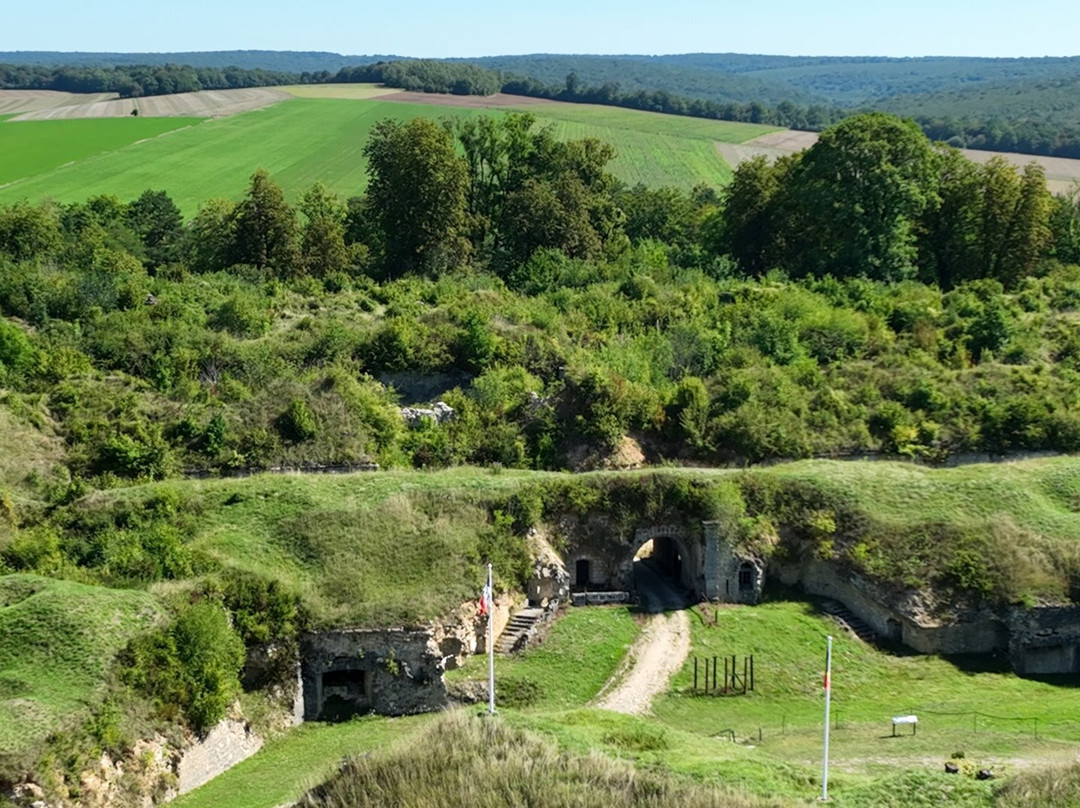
330, 60, 1080, 159
0, 63, 297, 97
5, 57, 1080, 159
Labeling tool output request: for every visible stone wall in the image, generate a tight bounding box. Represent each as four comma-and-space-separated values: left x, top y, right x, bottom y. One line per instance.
559, 513, 707, 598
704, 521, 764, 604
1008, 604, 1080, 674
176, 719, 263, 795
300, 627, 451, 720
778, 559, 1008, 655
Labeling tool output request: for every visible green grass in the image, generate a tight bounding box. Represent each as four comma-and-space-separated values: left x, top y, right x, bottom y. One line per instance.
0, 116, 200, 186
170, 714, 432, 808
650, 597, 1080, 799
0, 574, 163, 761
447, 605, 642, 710
763, 457, 1080, 542
128, 468, 548, 626
0, 96, 776, 213
518, 101, 779, 144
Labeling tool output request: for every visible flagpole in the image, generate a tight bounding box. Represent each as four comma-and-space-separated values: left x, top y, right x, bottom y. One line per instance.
821, 634, 833, 802
487, 562, 495, 715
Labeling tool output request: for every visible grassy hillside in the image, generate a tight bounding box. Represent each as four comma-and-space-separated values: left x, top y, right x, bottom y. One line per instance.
9, 459, 1080, 802
0, 575, 163, 768
36, 456, 1080, 629
0, 94, 773, 212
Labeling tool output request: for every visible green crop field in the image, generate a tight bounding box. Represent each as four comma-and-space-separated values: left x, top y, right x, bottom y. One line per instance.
0, 94, 776, 213
0, 117, 200, 186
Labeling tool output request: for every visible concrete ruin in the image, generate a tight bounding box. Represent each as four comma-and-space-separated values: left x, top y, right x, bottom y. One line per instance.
299, 628, 451, 720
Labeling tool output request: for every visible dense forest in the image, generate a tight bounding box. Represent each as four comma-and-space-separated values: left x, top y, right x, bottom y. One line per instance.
2, 112, 1080, 492
0, 62, 297, 97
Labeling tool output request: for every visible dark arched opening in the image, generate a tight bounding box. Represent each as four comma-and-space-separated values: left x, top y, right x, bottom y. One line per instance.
633, 537, 690, 611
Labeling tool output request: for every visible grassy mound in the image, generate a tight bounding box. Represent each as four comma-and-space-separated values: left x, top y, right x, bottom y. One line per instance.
0, 574, 162, 769
298, 711, 785, 808
65, 469, 538, 627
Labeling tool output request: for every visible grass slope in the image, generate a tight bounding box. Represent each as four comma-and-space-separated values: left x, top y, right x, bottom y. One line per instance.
0, 575, 162, 762
112, 468, 543, 626
0, 95, 774, 212
170, 714, 432, 808
0, 117, 200, 186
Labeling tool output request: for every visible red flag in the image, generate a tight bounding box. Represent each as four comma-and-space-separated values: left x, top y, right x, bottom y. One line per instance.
478, 580, 492, 616
823, 671, 830, 690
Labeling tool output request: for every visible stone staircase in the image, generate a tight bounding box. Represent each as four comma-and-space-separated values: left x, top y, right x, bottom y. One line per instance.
821, 600, 878, 644
495, 607, 545, 654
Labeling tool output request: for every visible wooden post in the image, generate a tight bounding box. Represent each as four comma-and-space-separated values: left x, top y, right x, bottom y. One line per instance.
723, 656, 728, 694
750, 655, 754, 692
732, 655, 737, 692
743, 656, 748, 695
713, 656, 718, 692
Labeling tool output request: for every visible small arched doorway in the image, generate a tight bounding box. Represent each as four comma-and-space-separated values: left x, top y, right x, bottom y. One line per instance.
575, 558, 591, 590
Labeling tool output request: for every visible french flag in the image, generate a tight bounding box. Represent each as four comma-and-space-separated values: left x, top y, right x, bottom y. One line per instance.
479, 579, 493, 616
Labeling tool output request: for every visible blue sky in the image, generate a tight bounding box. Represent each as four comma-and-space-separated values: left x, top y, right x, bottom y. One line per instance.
2, 0, 1077, 58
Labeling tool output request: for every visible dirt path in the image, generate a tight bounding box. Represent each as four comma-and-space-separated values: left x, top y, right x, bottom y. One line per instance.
592, 564, 691, 715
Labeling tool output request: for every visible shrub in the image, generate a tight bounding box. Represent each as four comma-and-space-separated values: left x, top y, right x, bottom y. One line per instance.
277, 398, 318, 443
123, 601, 245, 734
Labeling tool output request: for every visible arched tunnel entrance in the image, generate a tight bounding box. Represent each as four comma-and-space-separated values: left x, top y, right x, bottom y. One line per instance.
633, 536, 692, 613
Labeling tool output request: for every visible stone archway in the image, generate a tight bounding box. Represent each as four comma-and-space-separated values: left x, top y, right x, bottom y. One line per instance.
624, 525, 700, 596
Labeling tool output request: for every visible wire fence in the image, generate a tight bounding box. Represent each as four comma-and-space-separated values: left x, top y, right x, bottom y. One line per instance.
685, 703, 1080, 746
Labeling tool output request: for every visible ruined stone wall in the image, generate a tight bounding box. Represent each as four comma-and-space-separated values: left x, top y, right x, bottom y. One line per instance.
778, 559, 1008, 654
300, 628, 450, 720
1008, 604, 1080, 674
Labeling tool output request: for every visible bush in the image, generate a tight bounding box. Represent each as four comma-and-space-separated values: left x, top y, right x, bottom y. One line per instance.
277, 398, 318, 443
123, 601, 245, 734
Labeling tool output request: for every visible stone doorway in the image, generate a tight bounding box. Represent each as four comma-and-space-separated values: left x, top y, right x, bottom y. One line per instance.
319, 663, 370, 721
575, 558, 591, 590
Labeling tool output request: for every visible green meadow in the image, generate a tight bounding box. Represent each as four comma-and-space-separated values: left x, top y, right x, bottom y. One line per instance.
0, 575, 163, 765
0, 116, 199, 186
0, 94, 776, 213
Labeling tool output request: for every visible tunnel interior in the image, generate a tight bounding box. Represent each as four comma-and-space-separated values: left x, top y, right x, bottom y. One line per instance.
633, 537, 684, 586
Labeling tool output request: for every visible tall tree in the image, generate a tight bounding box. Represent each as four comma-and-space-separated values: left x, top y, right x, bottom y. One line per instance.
229, 169, 300, 276
299, 182, 349, 277
186, 198, 236, 274
703, 154, 789, 275
782, 113, 939, 281
127, 189, 183, 268
0, 201, 62, 262
364, 118, 469, 275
